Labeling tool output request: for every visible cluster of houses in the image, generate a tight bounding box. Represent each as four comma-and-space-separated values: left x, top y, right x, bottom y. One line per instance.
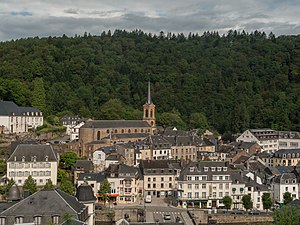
2, 83, 300, 224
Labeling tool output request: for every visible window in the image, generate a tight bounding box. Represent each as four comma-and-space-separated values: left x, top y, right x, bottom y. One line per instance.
211, 167, 215, 171
148, 178, 151, 182
188, 192, 192, 198
204, 167, 208, 172
219, 192, 223, 197
153, 184, 156, 188
195, 176, 199, 180
219, 176, 223, 180
169, 177, 172, 181
169, 183, 172, 188
15, 216, 24, 223
161, 177, 164, 181
153, 178, 156, 182
161, 183, 164, 188
34, 216, 42, 225
219, 184, 223, 189
52, 216, 60, 224
188, 184, 192, 189
202, 192, 206, 198
213, 192, 216, 197
187, 176, 192, 181
293, 186, 296, 191
0, 218, 5, 225
225, 184, 229, 189
195, 184, 199, 189
202, 184, 206, 189
286, 187, 288, 191
257, 197, 260, 202
148, 184, 150, 188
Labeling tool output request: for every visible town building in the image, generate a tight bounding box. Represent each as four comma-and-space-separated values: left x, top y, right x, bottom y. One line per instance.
0, 187, 90, 225
0, 100, 43, 134
7, 144, 58, 186
236, 129, 279, 153
272, 149, 300, 167
272, 173, 298, 204
105, 164, 141, 204
139, 160, 180, 199
177, 161, 232, 209
78, 82, 156, 159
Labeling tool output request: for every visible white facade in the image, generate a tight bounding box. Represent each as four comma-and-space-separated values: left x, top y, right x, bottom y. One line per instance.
152, 148, 172, 160
7, 144, 58, 186
7, 160, 58, 186
70, 122, 85, 141
237, 129, 279, 153
92, 150, 107, 172
0, 113, 43, 134
272, 175, 298, 204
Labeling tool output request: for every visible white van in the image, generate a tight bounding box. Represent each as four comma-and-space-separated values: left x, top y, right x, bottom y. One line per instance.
145, 195, 152, 203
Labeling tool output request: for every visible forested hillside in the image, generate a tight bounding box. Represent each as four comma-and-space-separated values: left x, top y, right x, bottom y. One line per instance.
1, 30, 300, 134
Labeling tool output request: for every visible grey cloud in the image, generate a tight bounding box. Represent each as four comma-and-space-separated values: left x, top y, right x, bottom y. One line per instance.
64, 9, 79, 14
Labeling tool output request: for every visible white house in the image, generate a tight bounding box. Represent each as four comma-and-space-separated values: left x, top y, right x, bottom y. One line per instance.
92, 146, 115, 172
0, 101, 43, 134
70, 121, 85, 141
7, 144, 58, 186
278, 131, 300, 149
272, 173, 298, 204
236, 129, 279, 153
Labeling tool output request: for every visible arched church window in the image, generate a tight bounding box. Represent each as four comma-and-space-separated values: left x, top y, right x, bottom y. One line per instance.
150, 110, 153, 117
145, 109, 149, 118
106, 129, 110, 134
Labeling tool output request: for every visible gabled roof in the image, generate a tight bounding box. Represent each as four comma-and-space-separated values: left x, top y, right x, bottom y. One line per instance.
75, 160, 93, 172
0, 189, 85, 216
81, 120, 151, 129
75, 183, 96, 202
0, 101, 41, 116
7, 144, 58, 162
78, 172, 106, 182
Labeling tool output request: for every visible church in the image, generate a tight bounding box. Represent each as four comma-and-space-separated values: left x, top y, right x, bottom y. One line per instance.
78, 82, 156, 158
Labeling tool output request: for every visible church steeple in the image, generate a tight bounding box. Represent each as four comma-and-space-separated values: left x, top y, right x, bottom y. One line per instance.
147, 81, 152, 104
143, 81, 156, 128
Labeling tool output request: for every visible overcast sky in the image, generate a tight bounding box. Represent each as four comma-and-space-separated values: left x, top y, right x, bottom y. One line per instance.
0, 0, 300, 41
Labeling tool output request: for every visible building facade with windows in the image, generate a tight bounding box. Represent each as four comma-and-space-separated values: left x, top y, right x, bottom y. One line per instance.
0, 101, 43, 134
7, 144, 58, 186
140, 160, 180, 198
177, 161, 233, 209
272, 173, 298, 204
271, 149, 300, 167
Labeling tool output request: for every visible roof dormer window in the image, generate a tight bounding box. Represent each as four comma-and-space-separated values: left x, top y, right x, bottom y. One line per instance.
189, 167, 195, 172
45, 156, 49, 162
211, 167, 216, 172
217, 167, 221, 171
22, 156, 25, 162
223, 167, 227, 171
204, 167, 208, 172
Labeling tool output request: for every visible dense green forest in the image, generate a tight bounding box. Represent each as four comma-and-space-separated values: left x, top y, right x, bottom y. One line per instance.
0, 29, 300, 134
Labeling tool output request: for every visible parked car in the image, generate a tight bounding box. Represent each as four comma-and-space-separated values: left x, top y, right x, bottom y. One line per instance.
164, 214, 171, 220
248, 210, 260, 215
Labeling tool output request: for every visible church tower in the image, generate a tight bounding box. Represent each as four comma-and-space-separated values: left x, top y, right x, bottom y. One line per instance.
143, 81, 156, 128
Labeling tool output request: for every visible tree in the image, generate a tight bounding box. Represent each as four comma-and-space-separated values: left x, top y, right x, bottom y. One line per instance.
44, 179, 54, 189
0, 178, 15, 195
242, 195, 253, 211
262, 192, 272, 211
23, 175, 37, 195
189, 112, 209, 132
222, 196, 233, 211
59, 151, 79, 170
60, 178, 75, 196
31, 77, 46, 113
273, 205, 300, 225
98, 179, 111, 205
283, 192, 293, 205
0, 160, 7, 174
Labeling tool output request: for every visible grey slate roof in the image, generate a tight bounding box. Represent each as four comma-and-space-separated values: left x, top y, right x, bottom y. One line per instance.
75, 160, 94, 172
273, 149, 300, 158
274, 173, 297, 184
78, 172, 106, 182
0, 101, 41, 116
81, 120, 151, 129
279, 131, 300, 139
7, 144, 58, 162
0, 189, 86, 216
75, 183, 96, 202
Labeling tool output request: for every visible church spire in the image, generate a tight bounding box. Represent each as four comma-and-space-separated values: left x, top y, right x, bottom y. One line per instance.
147, 81, 151, 104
